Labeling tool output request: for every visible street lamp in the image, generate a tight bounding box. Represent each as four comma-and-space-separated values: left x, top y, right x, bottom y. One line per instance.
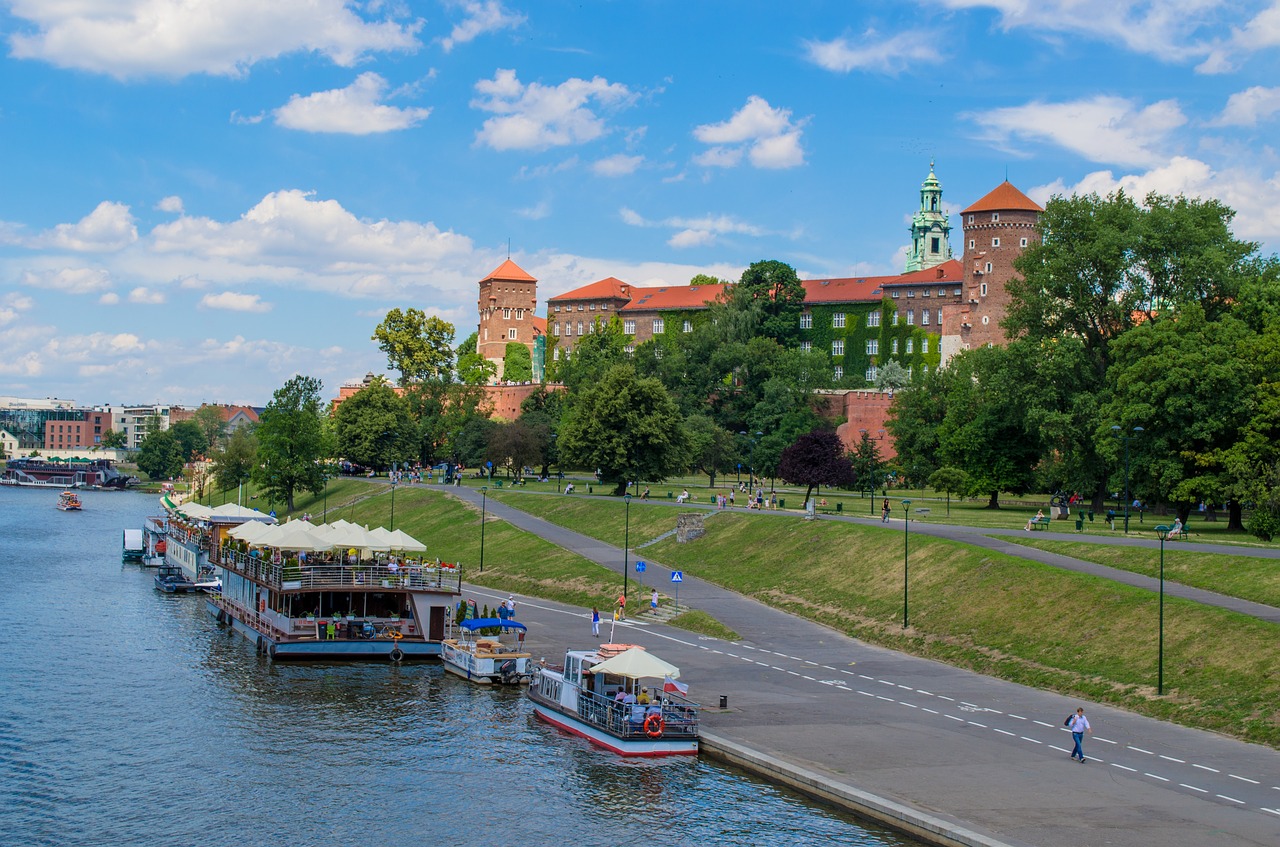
552, 433, 560, 493
389, 475, 396, 531
1111, 425, 1145, 534
901, 499, 912, 628
622, 493, 632, 605
479, 485, 488, 573
1154, 523, 1170, 695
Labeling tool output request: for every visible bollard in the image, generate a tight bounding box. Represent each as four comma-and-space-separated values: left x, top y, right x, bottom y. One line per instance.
719, 695, 728, 709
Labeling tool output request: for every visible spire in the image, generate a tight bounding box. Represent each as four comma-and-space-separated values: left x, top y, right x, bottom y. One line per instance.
905, 162, 952, 272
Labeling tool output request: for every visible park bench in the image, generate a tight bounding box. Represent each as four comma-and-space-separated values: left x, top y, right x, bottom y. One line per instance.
1175, 521, 1190, 540
1029, 516, 1052, 530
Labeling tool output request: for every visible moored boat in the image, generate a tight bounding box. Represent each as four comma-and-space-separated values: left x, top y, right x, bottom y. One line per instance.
441, 618, 533, 684
57, 490, 82, 511
528, 644, 699, 757
2, 457, 136, 489
154, 563, 196, 593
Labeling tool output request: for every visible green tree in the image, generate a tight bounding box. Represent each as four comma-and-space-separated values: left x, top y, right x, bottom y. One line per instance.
502, 342, 533, 382
169, 419, 209, 463
214, 427, 258, 494
874, 360, 910, 392
254, 375, 328, 512
928, 466, 970, 517
553, 315, 629, 390
849, 430, 884, 493
101, 429, 127, 449
333, 379, 416, 472
456, 415, 499, 470
192, 405, 226, 450
733, 259, 806, 344
558, 364, 689, 495
487, 420, 544, 479
372, 308, 456, 386
136, 429, 184, 480
684, 414, 736, 487
777, 429, 856, 506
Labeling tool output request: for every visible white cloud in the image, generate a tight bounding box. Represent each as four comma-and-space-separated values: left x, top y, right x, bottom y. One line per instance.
440, 0, 525, 52
21, 267, 113, 294
803, 30, 944, 74
200, 292, 272, 313
6, 0, 422, 79
274, 72, 431, 134
592, 154, 643, 176
517, 201, 551, 220
620, 207, 769, 249
33, 201, 138, 252
693, 96, 807, 170
99, 292, 120, 305
45, 332, 148, 363
1199, 2, 1280, 72
969, 96, 1186, 168
156, 196, 184, 214
1212, 85, 1280, 126
471, 69, 635, 151
669, 229, 715, 249
128, 286, 166, 304
0, 292, 34, 326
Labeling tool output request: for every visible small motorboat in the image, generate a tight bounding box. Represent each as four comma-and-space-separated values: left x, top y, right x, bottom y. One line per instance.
57, 490, 83, 511
441, 618, 533, 684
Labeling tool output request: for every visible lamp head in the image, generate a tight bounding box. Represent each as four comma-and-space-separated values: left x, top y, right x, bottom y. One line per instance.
1155, 524, 1170, 541
1133, 426, 1145, 433
625, 494, 631, 504
901, 499, 912, 508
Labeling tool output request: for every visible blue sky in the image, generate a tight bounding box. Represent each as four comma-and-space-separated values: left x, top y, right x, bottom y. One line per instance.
2, 0, 1278, 407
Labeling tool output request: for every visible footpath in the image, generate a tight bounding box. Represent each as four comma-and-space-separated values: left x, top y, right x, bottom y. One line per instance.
449, 486, 1280, 847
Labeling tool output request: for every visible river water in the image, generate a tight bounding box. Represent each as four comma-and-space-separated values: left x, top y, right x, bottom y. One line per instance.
0, 486, 921, 847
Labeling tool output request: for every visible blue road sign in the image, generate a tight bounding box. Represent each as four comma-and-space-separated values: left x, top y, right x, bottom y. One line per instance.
670, 571, 683, 583
635, 560, 646, 573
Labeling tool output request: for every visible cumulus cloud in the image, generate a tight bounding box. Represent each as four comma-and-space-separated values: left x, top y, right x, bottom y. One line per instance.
156, 196, 184, 214
274, 72, 431, 134
517, 201, 551, 220
440, 0, 525, 52
0, 292, 34, 326
6, 0, 422, 79
30, 201, 138, 252
592, 154, 643, 176
21, 267, 113, 294
1198, 2, 1280, 72
620, 207, 770, 249
128, 286, 166, 304
803, 29, 944, 74
99, 292, 120, 305
471, 69, 635, 151
968, 96, 1186, 168
693, 96, 807, 169
200, 292, 272, 313
1212, 86, 1280, 126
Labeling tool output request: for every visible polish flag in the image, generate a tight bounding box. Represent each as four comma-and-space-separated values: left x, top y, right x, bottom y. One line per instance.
663, 675, 688, 696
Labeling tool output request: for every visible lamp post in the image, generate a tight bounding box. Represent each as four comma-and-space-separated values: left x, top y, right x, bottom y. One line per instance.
622, 493, 632, 605
1154, 524, 1170, 695
901, 499, 912, 628
479, 485, 488, 573
552, 433, 560, 492
1111, 425, 1145, 534
389, 475, 396, 531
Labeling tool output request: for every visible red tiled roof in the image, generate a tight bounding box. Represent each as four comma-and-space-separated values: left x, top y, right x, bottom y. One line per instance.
548, 276, 632, 302
881, 258, 964, 286
962, 181, 1042, 214
532, 316, 547, 336
482, 259, 536, 282
800, 276, 891, 304
620, 283, 726, 312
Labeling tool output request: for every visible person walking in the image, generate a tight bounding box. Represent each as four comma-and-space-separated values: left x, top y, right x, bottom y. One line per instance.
591, 606, 600, 637
616, 593, 626, 621
650, 587, 659, 614
1068, 707, 1092, 762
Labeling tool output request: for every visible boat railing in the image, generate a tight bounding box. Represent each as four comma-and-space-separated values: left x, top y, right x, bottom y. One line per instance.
167, 524, 210, 550
219, 548, 462, 593
573, 687, 700, 739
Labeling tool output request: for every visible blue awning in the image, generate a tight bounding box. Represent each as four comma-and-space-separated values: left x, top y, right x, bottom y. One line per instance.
460, 618, 527, 631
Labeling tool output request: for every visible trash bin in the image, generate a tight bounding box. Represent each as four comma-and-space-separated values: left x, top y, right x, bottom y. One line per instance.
1075, 516, 1084, 532
779, 498, 785, 509
588, 485, 592, 494
1087, 510, 1094, 521
835, 502, 842, 513
667, 491, 673, 499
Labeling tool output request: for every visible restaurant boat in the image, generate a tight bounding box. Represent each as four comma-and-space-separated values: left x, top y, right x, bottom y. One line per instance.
441, 618, 533, 684
528, 644, 699, 757
56, 490, 82, 511
1, 457, 136, 489
206, 519, 461, 661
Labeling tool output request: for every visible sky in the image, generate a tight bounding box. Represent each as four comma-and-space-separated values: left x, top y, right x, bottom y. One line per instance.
2, 0, 1279, 408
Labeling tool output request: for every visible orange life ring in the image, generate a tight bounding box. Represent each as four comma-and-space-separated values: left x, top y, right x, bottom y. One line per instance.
643, 714, 665, 738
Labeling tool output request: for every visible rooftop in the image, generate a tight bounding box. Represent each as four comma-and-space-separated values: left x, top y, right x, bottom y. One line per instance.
961, 181, 1043, 215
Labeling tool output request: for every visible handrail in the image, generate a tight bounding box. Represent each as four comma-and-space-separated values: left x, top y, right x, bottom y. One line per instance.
218, 547, 462, 592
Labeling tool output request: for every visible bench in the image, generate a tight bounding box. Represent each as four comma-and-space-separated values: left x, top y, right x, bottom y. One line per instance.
1029, 516, 1052, 530
1174, 522, 1189, 540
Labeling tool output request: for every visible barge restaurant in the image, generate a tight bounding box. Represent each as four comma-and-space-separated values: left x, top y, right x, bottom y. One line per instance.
209, 518, 461, 660
161, 497, 277, 585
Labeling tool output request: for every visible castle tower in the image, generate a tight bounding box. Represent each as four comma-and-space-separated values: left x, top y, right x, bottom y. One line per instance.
904, 161, 952, 272
477, 259, 538, 380
944, 181, 1043, 359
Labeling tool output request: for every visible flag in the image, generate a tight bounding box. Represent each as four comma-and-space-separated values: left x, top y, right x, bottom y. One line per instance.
663, 675, 688, 696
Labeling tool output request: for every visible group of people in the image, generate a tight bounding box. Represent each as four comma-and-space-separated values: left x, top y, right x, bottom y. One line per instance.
590, 588, 661, 635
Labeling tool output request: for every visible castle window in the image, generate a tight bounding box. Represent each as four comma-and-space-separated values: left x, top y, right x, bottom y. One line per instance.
508, 328, 518, 340
921, 310, 930, 326
683, 319, 692, 333
991, 212, 1000, 222
937, 309, 943, 324
503, 308, 511, 319
832, 339, 845, 356
864, 365, 876, 381
922, 338, 930, 353
938, 289, 947, 297
1020, 237, 1028, 247
552, 322, 559, 335
982, 316, 990, 325
891, 291, 899, 299
578, 321, 584, 335
578, 304, 584, 311
967, 214, 974, 224
891, 338, 899, 354
906, 310, 915, 326
624, 345, 634, 353
653, 318, 664, 334
930, 237, 940, 252
867, 311, 880, 327
833, 312, 846, 328
834, 365, 844, 380
984, 262, 992, 273
866, 339, 878, 355
554, 305, 560, 312
991, 238, 1000, 247
922, 289, 930, 297
601, 303, 609, 310
892, 312, 899, 326
623, 320, 636, 335
923, 365, 930, 375
907, 365, 914, 379
589, 303, 595, 311
907, 339, 915, 354
980, 283, 988, 297
907, 290, 915, 298
799, 313, 812, 329
800, 340, 811, 352
969, 239, 975, 249
588, 322, 594, 333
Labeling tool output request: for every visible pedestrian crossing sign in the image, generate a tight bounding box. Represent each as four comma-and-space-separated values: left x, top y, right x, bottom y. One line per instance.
671, 571, 683, 583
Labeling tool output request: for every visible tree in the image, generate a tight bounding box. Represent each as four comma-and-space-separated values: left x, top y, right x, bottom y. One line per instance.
136, 429, 183, 480
734, 259, 807, 344
254, 375, 328, 512
333, 379, 416, 471
553, 315, 629, 390
928, 466, 970, 517
777, 429, 856, 507
874, 360, 910, 392
684, 414, 736, 487
502, 342, 533, 382
487, 421, 544, 479
372, 308, 456, 386
214, 427, 257, 494
192, 405, 226, 450
849, 430, 884, 493
101, 429, 127, 449
169, 419, 209, 463
455, 415, 499, 470
558, 365, 689, 495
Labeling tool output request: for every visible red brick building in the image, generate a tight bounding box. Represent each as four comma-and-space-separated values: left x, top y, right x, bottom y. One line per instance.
477, 259, 542, 379
43, 410, 113, 450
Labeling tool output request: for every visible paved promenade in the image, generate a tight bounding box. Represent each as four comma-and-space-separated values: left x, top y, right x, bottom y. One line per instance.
447, 486, 1280, 847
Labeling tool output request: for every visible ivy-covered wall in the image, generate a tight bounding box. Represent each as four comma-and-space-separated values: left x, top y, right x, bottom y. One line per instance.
799, 299, 941, 388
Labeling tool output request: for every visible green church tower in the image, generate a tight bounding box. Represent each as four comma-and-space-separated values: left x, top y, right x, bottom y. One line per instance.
905, 161, 952, 272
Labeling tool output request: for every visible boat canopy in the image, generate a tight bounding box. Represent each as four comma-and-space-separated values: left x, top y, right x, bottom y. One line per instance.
460, 618, 527, 631
589, 647, 680, 680
123, 529, 144, 551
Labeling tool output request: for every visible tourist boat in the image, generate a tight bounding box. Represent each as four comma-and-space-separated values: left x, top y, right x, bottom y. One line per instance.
138, 516, 167, 567
2, 457, 136, 489
56, 490, 82, 511
154, 563, 196, 593
441, 618, 533, 684
528, 644, 699, 757
122, 528, 145, 562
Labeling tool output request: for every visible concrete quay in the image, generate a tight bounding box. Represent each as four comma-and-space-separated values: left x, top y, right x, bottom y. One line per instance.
450, 487, 1280, 847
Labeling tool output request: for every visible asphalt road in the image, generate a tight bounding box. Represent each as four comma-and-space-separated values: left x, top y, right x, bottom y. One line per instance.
445, 485, 1280, 847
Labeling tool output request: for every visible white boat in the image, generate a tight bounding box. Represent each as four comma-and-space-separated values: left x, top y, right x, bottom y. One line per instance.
528, 644, 699, 757
441, 618, 532, 684
56, 490, 82, 511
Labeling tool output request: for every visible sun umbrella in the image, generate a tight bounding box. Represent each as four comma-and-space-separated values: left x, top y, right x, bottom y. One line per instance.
388, 529, 427, 552
588, 647, 680, 680
227, 521, 272, 542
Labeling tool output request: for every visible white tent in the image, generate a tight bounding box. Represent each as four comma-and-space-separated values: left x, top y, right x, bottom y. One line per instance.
588, 648, 681, 680
176, 501, 213, 519
209, 503, 273, 521
227, 521, 273, 543
255, 523, 330, 552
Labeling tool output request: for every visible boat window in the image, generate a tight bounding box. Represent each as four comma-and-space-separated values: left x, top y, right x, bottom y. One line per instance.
565, 655, 579, 682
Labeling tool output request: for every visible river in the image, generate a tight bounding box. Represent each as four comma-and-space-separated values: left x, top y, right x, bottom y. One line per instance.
0, 485, 922, 846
